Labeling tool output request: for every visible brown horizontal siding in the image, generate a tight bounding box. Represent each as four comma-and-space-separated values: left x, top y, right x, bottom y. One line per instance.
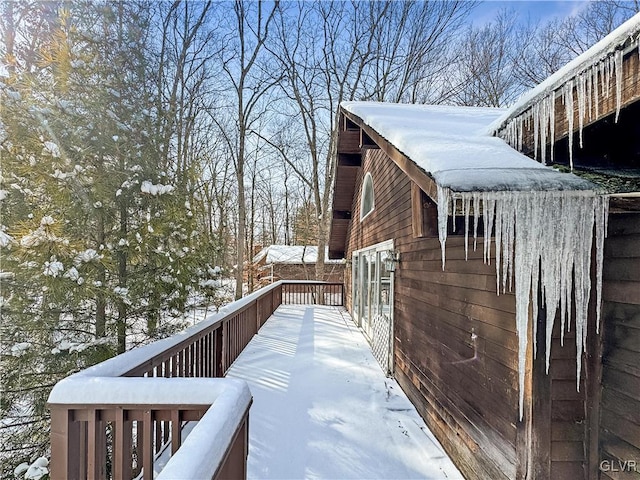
401, 266, 517, 315
346, 148, 519, 479
603, 235, 640, 259
337, 129, 361, 153
393, 310, 518, 446
603, 281, 640, 305
599, 213, 640, 479
395, 355, 516, 480
604, 258, 640, 282
394, 296, 518, 399
547, 313, 588, 477
551, 461, 586, 479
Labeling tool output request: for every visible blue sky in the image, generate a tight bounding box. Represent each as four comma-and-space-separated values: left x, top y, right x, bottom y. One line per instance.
471, 0, 589, 25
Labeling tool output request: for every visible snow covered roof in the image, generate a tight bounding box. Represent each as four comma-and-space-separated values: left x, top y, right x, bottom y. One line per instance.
490, 12, 640, 134
341, 102, 596, 193
253, 245, 343, 265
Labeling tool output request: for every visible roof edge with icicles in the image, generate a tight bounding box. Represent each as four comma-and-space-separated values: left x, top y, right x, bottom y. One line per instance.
489, 13, 640, 168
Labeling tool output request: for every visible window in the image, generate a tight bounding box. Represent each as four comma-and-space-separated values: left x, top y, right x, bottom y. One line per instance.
360, 172, 375, 220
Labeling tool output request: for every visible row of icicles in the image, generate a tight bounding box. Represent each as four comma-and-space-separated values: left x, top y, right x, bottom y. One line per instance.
437, 186, 609, 419
499, 48, 626, 169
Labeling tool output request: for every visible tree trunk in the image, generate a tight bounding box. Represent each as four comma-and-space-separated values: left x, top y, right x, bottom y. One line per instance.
95, 209, 106, 338
117, 199, 127, 353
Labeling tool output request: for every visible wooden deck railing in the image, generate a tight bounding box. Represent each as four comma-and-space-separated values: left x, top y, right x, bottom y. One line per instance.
47, 281, 343, 480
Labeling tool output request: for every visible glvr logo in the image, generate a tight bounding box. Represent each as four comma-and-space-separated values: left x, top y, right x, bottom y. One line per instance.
599, 460, 638, 472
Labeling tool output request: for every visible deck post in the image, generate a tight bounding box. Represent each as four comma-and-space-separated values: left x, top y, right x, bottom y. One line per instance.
48, 281, 340, 479
50, 406, 81, 480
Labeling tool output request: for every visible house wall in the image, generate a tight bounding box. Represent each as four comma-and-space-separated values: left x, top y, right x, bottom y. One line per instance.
344, 149, 521, 480
529, 310, 591, 479
341, 145, 639, 480
599, 213, 640, 479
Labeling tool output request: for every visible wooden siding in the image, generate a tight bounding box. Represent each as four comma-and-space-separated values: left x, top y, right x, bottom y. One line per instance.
548, 320, 589, 479
599, 213, 640, 480
345, 148, 520, 480
337, 126, 640, 479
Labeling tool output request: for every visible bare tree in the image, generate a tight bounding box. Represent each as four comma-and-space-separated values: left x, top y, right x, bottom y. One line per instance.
446, 8, 522, 107
362, 0, 475, 103
554, 1, 639, 56
510, 2, 638, 89
212, 1, 280, 299
269, 1, 378, 279
267, 1, 475, 280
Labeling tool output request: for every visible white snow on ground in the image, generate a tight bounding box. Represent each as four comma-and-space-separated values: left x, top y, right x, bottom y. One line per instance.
226, 304, 463, 480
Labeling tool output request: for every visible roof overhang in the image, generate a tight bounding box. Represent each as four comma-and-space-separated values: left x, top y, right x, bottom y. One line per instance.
490, 13, 640, 135
328, 102, 600, 259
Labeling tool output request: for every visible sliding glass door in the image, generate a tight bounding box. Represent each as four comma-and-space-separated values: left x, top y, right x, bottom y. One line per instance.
352, 240, 394, 374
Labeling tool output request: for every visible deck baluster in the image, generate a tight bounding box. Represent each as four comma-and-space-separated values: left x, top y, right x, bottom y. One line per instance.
48, 281, 343, 480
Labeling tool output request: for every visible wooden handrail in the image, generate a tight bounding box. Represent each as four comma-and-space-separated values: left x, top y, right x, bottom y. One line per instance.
47, 281, 344, 480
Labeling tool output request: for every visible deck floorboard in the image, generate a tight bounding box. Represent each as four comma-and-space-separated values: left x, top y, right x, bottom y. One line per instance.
226, 304, 463, 480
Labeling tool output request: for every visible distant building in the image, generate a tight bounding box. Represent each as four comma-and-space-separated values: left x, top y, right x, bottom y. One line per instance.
252, 245, 345, 285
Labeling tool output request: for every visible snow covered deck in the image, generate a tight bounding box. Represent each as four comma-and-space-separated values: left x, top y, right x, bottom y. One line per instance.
226, 304, 463, 480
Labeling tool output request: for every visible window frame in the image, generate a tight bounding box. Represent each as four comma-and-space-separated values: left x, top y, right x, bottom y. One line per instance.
360, 172, 375, 221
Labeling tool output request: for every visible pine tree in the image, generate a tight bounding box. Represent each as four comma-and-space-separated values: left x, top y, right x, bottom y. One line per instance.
0, 2, 220, 475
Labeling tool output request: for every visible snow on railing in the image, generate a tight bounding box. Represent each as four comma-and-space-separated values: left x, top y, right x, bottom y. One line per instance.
47, 281, 344, 480
49, 378, 251, 480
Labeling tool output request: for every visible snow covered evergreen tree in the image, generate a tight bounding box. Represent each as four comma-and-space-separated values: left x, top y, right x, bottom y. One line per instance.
0, 2, 220, 475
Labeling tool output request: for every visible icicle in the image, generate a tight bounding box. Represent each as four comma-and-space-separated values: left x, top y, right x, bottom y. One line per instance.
604, 57, 614, 98
530, 202, 541, 361
538, 102, 546, 164
543, 194, 561, 373
473, 192, 480, 252
587, 66, 593, 121
503, 194, 515, 293
549, 92, 556, 163
595, 196, 609, 333
577, 73, 586, 148
436, 188, 609, 420
452, 196, 458, 233
533, 106, 539, 161
437, 185, 450, 271
602, 59, 608, 99
483, 194, 495, 266
463, 195, 471, 260
614, 49, 623, 122
514, 195, 533, 419
574, 195, 596, 391
494, 197, 503, 293
564, 81, 575, 170
593, 64, 600, 120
